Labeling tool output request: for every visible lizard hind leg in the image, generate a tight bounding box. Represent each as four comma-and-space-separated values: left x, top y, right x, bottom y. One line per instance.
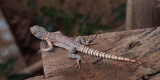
75, 34, 97, 46
68, 48, 84, 70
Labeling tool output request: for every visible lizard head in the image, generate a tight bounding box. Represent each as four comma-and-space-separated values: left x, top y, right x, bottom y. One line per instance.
30, 25, 48, 40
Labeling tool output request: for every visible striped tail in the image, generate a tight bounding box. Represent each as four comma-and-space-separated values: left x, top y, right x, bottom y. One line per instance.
80, 46, 141, 64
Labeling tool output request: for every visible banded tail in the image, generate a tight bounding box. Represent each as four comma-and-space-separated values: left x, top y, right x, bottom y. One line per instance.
80, 46, 141, 64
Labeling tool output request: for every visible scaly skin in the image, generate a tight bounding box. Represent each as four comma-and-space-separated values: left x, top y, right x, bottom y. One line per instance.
30, 25, 141, 68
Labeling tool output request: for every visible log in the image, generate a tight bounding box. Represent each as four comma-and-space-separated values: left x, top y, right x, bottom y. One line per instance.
28, 27, 160, 80
126, 0, 160, 30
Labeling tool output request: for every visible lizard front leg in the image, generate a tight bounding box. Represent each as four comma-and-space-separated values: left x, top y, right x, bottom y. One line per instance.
75, 35, 97, 46
68, 48, 84, 69
39, 40, 53, 52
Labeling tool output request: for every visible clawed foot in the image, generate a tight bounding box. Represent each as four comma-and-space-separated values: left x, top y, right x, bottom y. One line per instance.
38, 49, 45, 53
87, 34, 97, 42
83, 34, 97, 45
86, 42, 97, 46
76, 58, 85, 70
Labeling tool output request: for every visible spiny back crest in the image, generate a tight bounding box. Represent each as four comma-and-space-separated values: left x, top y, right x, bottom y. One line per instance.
30, 25, 48, 40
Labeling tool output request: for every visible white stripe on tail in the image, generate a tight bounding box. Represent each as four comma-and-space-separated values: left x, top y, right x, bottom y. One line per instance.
80, 46, 141, 64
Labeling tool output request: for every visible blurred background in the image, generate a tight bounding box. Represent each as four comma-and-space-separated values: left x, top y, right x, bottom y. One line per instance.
0, 0, 159, 80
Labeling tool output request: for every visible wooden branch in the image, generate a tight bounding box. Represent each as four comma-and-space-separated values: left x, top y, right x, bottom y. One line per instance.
28, 27, 160, 80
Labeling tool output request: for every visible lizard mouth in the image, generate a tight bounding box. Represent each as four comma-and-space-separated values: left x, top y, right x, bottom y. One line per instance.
30, 27, 36, 35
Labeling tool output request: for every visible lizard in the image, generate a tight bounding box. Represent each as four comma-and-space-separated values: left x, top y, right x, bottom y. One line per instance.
30, 25, 141, 68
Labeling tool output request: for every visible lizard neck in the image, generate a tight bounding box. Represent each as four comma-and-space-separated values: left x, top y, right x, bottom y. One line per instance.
44, 32, 52, 40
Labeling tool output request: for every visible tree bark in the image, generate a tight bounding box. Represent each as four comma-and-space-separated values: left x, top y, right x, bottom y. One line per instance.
126, 0, 160, 30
